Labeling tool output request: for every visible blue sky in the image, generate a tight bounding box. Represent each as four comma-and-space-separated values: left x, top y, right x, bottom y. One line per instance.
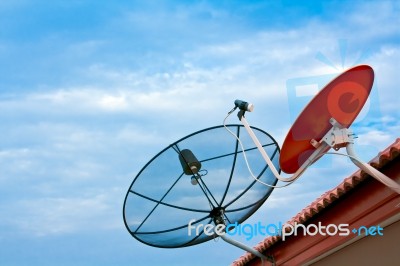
0, 0, 399, 265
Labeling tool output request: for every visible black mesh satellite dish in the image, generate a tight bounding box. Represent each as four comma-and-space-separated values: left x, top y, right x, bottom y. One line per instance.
123, 124, 280, 250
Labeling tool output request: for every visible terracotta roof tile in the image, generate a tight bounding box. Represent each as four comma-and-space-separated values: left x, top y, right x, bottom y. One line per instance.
232, 138, 400, 266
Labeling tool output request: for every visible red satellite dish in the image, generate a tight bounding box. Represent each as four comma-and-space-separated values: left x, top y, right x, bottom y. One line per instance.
233, 63, 399, 198
280, 65, 374, 174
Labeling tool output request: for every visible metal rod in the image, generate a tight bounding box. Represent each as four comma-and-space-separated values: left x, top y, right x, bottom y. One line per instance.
346, 143, 400, 194
220, 234, 274, 264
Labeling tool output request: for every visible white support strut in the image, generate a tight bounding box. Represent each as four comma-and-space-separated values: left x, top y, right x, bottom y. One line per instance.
346, 143, 400, 194
220, 234, 274, 265
212, 208, 275, 265
326, 118, 400, 194
239, 114, 328, 182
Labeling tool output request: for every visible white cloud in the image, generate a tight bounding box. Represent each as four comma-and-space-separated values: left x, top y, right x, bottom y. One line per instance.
98, 94, 128, 110
10, 192, 122, 236
358, 130, 392, 146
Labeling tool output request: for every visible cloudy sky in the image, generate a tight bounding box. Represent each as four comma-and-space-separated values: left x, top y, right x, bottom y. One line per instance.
0, 1, 399, 265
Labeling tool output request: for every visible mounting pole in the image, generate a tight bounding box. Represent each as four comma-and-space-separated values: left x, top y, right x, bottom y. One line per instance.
324, 118, 400, 194
346, 143, 400, 194
220, 234, 274, 265
212, 209, 274, 265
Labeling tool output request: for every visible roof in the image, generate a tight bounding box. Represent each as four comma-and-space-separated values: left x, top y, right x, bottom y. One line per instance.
232, 138, 400, 266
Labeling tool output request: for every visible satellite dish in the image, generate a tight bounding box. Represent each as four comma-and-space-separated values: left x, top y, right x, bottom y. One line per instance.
234, 64, 400, 193
123, 124, 279, 261
280, 65, 373, 174
123, 64, 399, 265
